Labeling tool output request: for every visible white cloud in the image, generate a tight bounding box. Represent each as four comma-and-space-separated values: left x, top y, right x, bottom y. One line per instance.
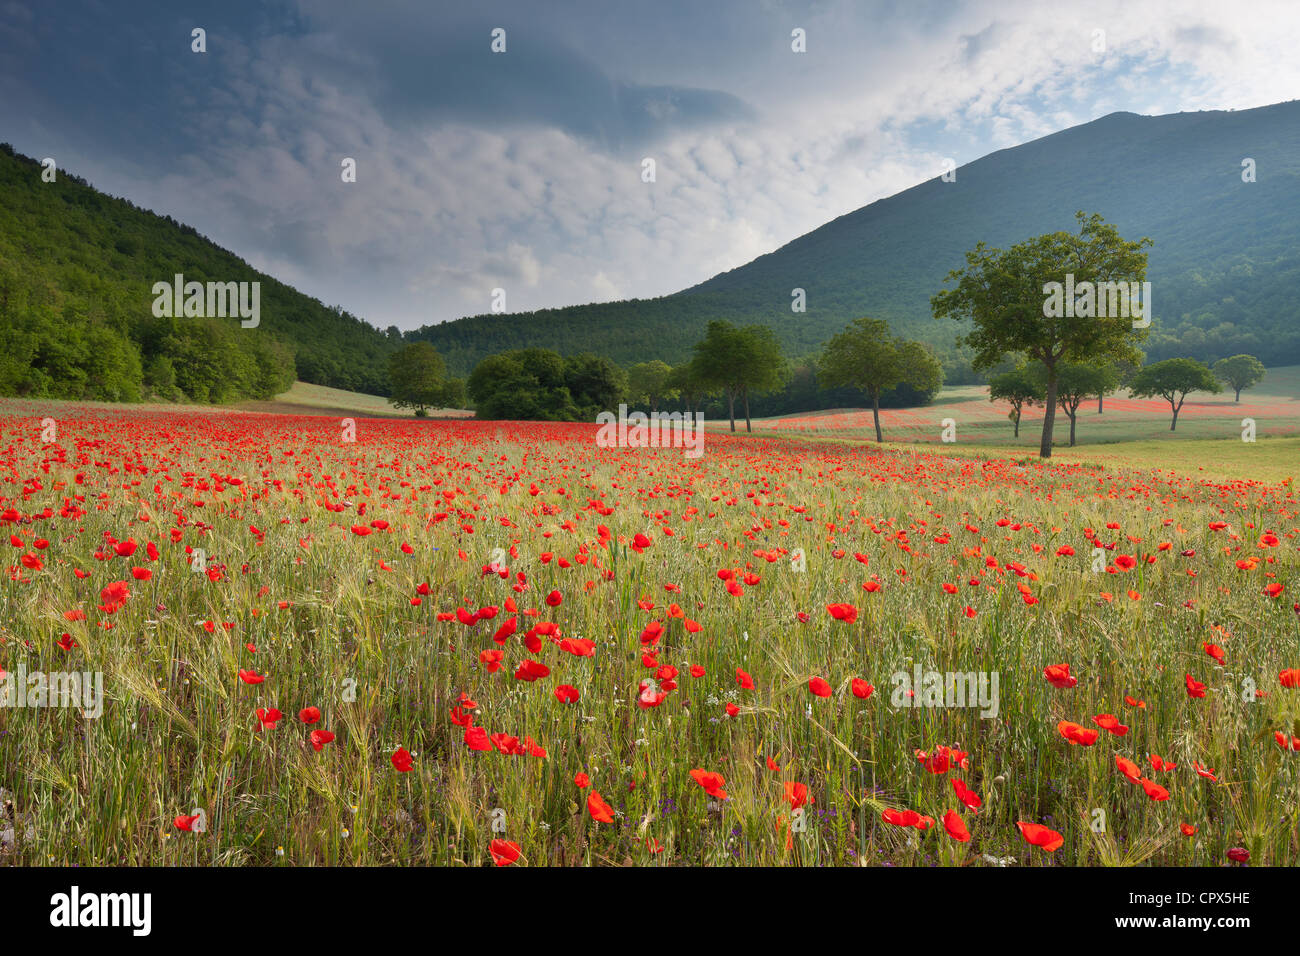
24, 0, 1299, 330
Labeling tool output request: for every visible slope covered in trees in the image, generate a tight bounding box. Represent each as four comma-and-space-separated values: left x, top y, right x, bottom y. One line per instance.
0, 144, 396, 402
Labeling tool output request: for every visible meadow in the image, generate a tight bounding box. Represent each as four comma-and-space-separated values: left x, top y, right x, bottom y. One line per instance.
750, 365, 1300, 453
0, 399, 1296, 867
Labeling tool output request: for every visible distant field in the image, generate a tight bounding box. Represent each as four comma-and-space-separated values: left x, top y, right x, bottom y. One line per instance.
0, 382, 472, 422
735, 366, 1300, 482
237, 381, 472, 420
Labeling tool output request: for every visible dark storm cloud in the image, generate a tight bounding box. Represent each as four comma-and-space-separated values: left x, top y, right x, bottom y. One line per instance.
0, 0, 1290, 330
0, 0, 753, 164
280, 5, 756, 153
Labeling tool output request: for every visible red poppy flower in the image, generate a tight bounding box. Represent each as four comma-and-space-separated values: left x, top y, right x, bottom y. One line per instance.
1016, 821, 1064, 852
1114, 755, 1142, 782
943, 809, 970, 842
489, 839, 521, 866
587, 790, 615, 823
1043, 664, 1077, 689
826, 602, 858, 623
783, 781, 811, 810
689, 768, 728, 799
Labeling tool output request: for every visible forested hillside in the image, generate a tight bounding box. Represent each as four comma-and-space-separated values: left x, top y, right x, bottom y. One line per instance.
410, 101, 1300, 378
0, 144, 396, 402
6, 99, 1299, 401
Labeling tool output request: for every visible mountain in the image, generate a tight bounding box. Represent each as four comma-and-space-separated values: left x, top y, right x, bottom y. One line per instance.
6, 101, 1298, 403
0, 144, 397, 403
410, 100, 1300, 378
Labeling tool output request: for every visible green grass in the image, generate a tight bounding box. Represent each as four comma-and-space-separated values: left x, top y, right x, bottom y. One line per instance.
737, 366, 1300, 484
239, 381, 471, 419
0, 405, 1297, 867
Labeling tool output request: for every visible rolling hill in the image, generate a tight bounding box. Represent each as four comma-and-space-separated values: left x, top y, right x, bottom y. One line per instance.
5, 100, 1299, 404
0, 144, 398, 403
410, 100, 1300, 377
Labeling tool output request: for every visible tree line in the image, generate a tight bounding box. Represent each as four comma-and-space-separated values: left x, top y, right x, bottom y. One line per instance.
933, 211, 1268, 455
0, 143, 392, 404
390, 317, 945, 436
397, 211, 1269, 462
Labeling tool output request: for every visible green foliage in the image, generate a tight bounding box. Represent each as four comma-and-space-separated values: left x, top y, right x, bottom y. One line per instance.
691, 321, 786, 432
388, 342, 461, 412
1037, 362, 1120, 446
467, 348, 627, 421
818, 317, 944, 441
626, 360, 678, 411
563, 353, 629, 417
0, 145, 393, 403
932, 212, 1149, 456
1212, 353, 1266, 401
1129, 357, 1222, 430
987, 366, 1046, 437
666, 361, 712, 413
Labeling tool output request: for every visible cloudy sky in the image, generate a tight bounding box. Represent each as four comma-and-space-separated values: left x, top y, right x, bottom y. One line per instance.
2, 0, 1298, 329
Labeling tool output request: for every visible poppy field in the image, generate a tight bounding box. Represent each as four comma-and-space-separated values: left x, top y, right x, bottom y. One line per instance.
0, 403, 1297, 867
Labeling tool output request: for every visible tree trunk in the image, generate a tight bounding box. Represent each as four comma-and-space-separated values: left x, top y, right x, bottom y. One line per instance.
1170, 405, 1179, 431
1039, 370, 1058, 458
872, 390, 883, 443
1013, 409, 1020, 438
743, 388, 751, 433
727, 389, 736, 432
1235, 387, 1241, 402
1097, 393, 1103, 414
1069, 411, 1077, 446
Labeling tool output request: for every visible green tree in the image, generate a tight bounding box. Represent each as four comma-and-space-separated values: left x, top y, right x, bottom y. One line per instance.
467, 352, 549, 420
931, 211, 1149, 457
563, 352, 628, 419
438, 377, 467, 411
388, 342, 455, 414
1212, 354, 1266, 402
817, 317, 943, 442
142, 354, 179, 400
1042, 362, 1118, 446
626, 360, 678, 411
1099, 352, 1143, 414
692, 321, 786, 432
466, 348, 625, 421
667, 360, 712, 415
1128, 357, 1221, 430
987, 367, 1046, 438
82, 322, 144, 402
